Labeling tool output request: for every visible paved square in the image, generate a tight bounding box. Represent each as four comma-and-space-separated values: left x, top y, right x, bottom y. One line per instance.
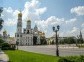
18, 45, 84, 56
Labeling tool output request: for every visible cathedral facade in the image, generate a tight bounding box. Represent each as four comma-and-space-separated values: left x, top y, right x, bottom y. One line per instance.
15, 12, 40, 46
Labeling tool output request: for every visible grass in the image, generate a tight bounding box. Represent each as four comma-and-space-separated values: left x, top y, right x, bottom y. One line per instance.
4, 50, 59, 62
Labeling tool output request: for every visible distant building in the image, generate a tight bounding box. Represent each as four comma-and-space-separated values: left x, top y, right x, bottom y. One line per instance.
1, 30, 16, 45
47, 34, 77, 45
2, 30, 9, 42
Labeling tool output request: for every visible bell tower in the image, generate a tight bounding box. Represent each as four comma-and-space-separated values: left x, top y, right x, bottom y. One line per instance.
34, 25, 38, 32
17, 11, 22, 33
26, 20, 31, 29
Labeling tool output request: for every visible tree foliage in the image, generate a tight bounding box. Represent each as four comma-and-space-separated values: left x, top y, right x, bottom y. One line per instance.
0, 7, 4, 31
0, 38, 5, 46
40, 36, 47, 45
59, 37, 76, 44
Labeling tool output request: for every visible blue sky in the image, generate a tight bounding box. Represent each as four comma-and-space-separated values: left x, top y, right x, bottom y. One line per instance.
0, 0, 84, 38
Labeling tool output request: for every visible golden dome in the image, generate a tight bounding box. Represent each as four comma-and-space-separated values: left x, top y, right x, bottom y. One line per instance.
42, 32, 45, 35
27, 20, 31, 22
18, 12, 22, 17
3, 30, 7, 34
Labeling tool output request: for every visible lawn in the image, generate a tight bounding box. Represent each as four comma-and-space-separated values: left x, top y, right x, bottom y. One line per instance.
4, 50, 59, 62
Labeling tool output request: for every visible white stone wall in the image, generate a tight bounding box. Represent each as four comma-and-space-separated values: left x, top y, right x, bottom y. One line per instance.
20, 34, 33, 46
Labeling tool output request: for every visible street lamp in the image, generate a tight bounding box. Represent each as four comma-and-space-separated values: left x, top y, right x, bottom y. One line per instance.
16, 41, 19, 50
52, 25, 60, 56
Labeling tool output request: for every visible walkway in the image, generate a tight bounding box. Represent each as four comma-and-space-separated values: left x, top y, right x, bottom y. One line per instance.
19, 45, 84, 56
0, 51, 9, 62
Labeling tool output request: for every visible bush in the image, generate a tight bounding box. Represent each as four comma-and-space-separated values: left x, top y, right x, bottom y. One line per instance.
58, 56, 84, 62
58, 57, 71, 62
1, 43, 16, 50
0, 38, 5, 46
10, 45, 16, 50
1, 43, 10, 50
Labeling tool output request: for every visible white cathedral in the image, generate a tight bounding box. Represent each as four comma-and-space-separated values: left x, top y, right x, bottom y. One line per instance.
15, 12, 41, 46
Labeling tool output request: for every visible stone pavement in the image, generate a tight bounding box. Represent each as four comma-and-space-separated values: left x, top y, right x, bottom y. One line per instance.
0, 51, 9, 62
19, 45, 84, 56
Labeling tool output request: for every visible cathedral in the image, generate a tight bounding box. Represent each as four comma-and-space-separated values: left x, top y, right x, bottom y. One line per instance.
15, 12, 41, 46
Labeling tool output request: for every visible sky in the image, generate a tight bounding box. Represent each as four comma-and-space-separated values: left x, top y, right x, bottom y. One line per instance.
0, 0, 84, 38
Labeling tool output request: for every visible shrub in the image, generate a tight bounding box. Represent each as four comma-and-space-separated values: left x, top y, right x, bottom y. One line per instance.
0, 38, 5, 46
1, 43, 16, 50
58, 56, 84, 62
10, 45, 16, 50
1, 43, 11, 50
58, 57, 71, 62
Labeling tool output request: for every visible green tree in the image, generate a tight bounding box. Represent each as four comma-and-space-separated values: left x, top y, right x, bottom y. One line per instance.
40, 37, 47, 45
0, 38, 5, 46
60, 37, 76, 44
51, 40, 55, 44
1, 43, 11, 50
0, 7, 4, 31
67, 37, 75, 44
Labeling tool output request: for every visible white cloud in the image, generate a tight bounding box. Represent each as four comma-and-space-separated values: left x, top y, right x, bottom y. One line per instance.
65, 18, 77, 24
2, 0, 47, 27
81, 23, 84, 27
22, 0, 47, 22
69, 27, 79, 34
35, 16, 65, 28
2, 7, 19, 26
35, 16, 77, 37
59, 27, 79, 37
71, 6, 84, 16
35, 7, 47, 15
4, 19, 17, 26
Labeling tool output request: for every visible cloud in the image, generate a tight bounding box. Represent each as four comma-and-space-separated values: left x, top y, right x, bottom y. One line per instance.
4, 19, 17, 26
35, 16, 76, 27
35, 7, 47, 15
65, 18, 77, 24
69, 27, 79, 34
81, 23, 84, 27
2, 7, 19, 26
2, 0, 47, 27
35, 16, 64, 34
35, 16, 64, 27
71, 6, 84, 16
22, 0, 47, 22
59, 27, 79, 37
35, 16, 77, 37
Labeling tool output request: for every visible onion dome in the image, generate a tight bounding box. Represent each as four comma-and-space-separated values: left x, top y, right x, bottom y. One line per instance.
3, 30, 7, 34
27, 20, 31, 22
18, 12, 22, 17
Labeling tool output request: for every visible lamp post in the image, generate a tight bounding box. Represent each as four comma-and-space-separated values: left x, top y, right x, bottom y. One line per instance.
16, 41, 19, 50
52, 25, 60, 56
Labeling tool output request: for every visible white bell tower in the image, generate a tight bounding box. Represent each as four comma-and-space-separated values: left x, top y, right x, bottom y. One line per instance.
17, 11, 22, 33
26, 20, 31, 29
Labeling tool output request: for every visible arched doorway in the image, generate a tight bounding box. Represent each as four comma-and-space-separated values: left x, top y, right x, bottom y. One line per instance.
33, 36, 37, 45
